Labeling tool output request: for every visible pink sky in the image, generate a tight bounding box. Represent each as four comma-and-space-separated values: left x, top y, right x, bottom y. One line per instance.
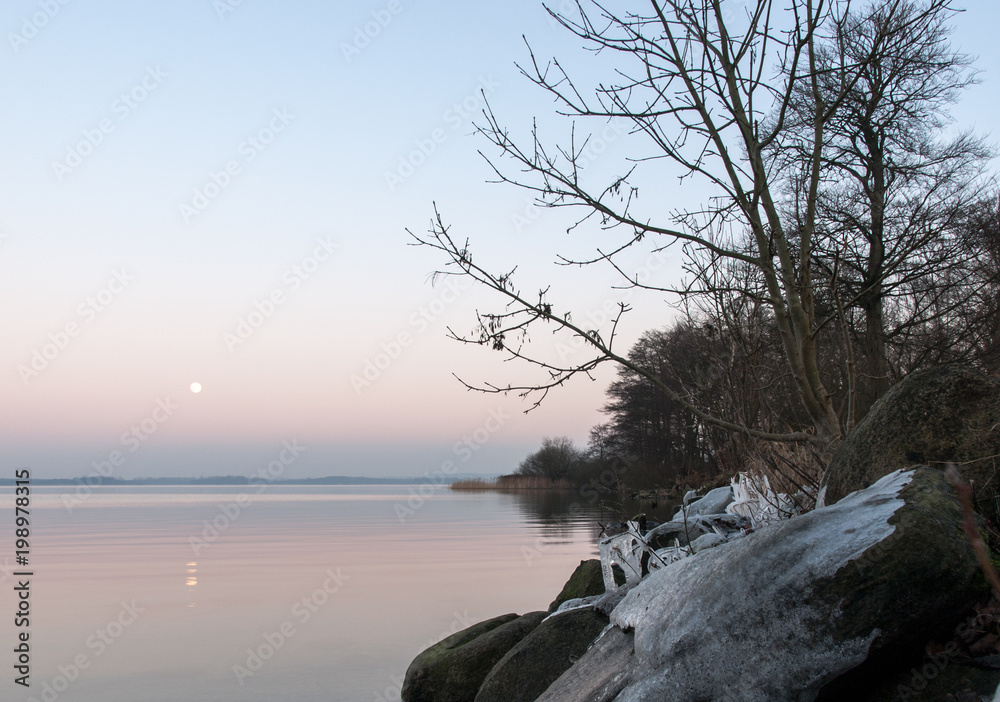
4, 0, 998, 478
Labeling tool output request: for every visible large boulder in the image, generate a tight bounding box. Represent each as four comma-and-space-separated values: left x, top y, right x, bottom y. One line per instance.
475, 608, 610, 702
535, 626, 636, 702
549, 559, 606, 612
401, 611, 547, 702
538, 468, 980, 702
824, 364, 1000, 505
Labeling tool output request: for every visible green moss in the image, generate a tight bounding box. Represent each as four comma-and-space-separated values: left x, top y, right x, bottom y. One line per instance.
819, 468, 979, 648
410, 613, 519, 670
548, 559, 606, 612
402, 612, 548, 702
477, 609, 610, 702
824, 365, 1000, 508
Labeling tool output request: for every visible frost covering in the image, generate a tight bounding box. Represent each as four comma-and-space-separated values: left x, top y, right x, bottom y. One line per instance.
726, 472, 799, 525
670, 486, 734, 522
608, 469, 915, 702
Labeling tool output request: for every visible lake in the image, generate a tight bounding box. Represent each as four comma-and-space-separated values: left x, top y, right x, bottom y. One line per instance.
1, 484, 631, 701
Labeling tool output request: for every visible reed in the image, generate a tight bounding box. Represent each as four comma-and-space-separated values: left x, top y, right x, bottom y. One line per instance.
449, 475, 575, 491
495, 475, 573, 490
449, 478, 497, 491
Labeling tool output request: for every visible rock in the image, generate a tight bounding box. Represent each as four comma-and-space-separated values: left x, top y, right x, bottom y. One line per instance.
538, 467, 980, 702
643, 520, 711, 550
824, 364, 1000, 506
689, 532, 727, 552
553, 595, 603, 614
475, 608, 611, 702
549, 559, 606, 612
671, 486, 734, 521
535, 626, 636, 702
592, 587, 634, 618
711, 513, 752, 530
644, 514, 748, 551
401, 611, 547, 702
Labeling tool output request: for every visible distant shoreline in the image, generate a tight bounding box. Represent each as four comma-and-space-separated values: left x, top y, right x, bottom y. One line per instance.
0, 475, 473, 487
451, 476, 575, 491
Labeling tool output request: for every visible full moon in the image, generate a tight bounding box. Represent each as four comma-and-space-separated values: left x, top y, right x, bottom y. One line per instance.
190, 382, 202, 394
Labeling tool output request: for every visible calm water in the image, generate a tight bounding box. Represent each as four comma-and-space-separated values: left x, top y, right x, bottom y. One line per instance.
1, 484, 619, 701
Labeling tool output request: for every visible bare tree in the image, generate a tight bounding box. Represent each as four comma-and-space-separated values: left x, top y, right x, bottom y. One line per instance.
796, 0, 992, 416
518, 436, 583, 480
410, 0, 991, 459
958, 194, 1000, 372
412, 207, 821, 444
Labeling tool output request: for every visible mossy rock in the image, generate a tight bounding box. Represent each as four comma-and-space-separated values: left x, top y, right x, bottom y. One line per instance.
549, 559, 606, 612
401, 611, 547, 702
475, 608, 610, 702
816, 468, 980, 653
824, 365, 1000, 511
533, 625, 637, 702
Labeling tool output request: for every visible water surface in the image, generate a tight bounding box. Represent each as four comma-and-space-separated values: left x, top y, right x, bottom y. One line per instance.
2, 484, 617, 701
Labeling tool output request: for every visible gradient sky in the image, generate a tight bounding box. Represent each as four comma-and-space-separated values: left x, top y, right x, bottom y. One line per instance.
2, 0, 998, 478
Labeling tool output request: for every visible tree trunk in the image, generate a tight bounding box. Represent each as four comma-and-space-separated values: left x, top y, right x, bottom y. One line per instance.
856, 125, 892, 417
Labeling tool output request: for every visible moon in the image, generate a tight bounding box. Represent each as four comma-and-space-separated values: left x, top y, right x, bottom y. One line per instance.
190, 382, 202, 394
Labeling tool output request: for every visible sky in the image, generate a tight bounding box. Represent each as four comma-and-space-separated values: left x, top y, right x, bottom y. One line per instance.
2, 0, 998, 479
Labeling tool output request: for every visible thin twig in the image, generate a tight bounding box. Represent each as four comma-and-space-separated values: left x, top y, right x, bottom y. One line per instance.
946, 464, 1000, 602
